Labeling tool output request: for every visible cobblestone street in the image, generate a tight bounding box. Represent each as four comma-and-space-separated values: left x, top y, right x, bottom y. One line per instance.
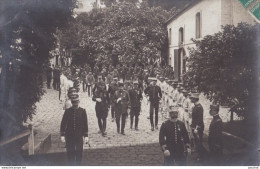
28, 86, 233, 165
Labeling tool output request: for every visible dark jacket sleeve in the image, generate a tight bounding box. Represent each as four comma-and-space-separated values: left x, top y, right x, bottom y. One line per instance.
208, 119, 223, 146
82, 109, 88, 137
60, 110, 68, 136
159, 123, 167, 146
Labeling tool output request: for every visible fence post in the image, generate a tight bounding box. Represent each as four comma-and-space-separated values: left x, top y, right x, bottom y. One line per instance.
28, 124, 34, 155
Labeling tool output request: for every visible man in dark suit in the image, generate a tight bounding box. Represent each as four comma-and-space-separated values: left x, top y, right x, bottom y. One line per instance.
60, 94, 89, 166
92, 81, 110, 137
108, 77, 118, 122
190, 93, 204, 161
128, 81, 143, 130
159, 106, 191, 165
114, 81, 130, 135
208, 103, 223, 165
144, 78, 162, 131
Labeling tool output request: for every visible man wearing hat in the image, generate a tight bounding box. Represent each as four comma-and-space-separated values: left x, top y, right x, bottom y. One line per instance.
190, 93, 204, 161
159, 106, 191, 165
128, 81, 143, 130
208, 103, 223, 165
92, 75, 104, 94
114, 80, 130, 135
60, 94, 89, 165
92, 81, 110, 137
144, 78, 162, 131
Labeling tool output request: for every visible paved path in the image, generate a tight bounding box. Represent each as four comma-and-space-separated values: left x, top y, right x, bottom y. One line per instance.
27, 86, 241, 165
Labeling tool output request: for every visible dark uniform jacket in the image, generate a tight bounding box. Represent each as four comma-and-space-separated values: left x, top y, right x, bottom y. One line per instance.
128, 88, 143, 108
92, 88, 110, 117
159, 120, 190, 152
108, 83, 118, 104
191, 103, 204, 131
208, 115, 223, 150
60, 107, 88, 138
144, 85, 162, 103
114, 89, 130, 115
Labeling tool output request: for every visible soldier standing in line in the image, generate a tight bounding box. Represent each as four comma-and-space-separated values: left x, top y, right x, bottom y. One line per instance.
114, 81, 130, 135
159, 107, 191, 166
190, 93, 204, 162
108, 77, 118, 122
60, 94, 89, 166
128, 81, 143, 130
208, 104, 223, 165
144, 78, 162, 131
92, 81, 110, 137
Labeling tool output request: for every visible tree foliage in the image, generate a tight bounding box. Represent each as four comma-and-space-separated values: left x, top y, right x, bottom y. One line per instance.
60, 1, 175, 68
0, 0, 76, 134
183, 23, 259, 118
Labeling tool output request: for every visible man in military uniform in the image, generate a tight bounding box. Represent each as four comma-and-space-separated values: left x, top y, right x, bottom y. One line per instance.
144, 78, 162, 131
114, 81, 130, 135
108, 77, 118, 122
190, 93, 204, 161
128, 81, 143, 130
208, 104, 223, 165
60, 94, 89, 165
159, 107, 191, 166
92, 81, 110, 137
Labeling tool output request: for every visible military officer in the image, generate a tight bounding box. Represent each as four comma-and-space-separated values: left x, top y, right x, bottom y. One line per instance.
108, 77, 118, 122
169, 81, 178, 107
92, 81, 110, 137
190, 93, 204, 161
128, 81, 143, 130
159, 106, 191, 166
60, 94, 89, 166
144, 78, 162, 131
114, 81, 130, 135
208, 103, 223, 165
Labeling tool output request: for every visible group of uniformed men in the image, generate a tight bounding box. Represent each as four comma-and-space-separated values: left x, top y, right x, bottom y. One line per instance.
58, 66, 223, 166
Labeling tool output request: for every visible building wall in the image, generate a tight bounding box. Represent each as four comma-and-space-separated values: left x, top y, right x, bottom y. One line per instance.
167, 0, 257, 71
221, 0, 256, 26
167, 0, 222, 68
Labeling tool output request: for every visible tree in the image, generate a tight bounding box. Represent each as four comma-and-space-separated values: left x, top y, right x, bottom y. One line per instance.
0, 0, 76, 137
183, 23, 259, 121
62, 1, 175, 68
145, 0, 190, 11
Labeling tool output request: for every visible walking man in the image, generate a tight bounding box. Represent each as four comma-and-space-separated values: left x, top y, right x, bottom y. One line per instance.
159, 106, 191, 166
190, 93, 204, 161
208, 103, 223, 165
108, 77, 118, 122
128, 81, 143, 130
114, 81, 130, 135
60, 94, 89, 166
92, 81, 110, 137
144, 78, 162, 131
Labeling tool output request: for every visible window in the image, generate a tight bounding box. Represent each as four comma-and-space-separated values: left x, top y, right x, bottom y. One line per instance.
169, 28, 172, 45
179, 27, 184, 45
196, 12, 201, 38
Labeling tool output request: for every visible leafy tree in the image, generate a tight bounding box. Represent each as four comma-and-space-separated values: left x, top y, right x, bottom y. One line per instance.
183, 23, 259, 121
0, 0, 76, 137
62, 2, 175, 68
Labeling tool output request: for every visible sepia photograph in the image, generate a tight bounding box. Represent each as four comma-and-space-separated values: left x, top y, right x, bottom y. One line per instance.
0, 0, 259, 167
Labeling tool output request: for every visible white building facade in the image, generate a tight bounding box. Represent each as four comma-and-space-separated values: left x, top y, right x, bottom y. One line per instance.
166, 0, 256, 81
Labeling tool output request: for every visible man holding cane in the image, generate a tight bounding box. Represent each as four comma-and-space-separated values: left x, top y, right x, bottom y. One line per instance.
159, 106, 191, 166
